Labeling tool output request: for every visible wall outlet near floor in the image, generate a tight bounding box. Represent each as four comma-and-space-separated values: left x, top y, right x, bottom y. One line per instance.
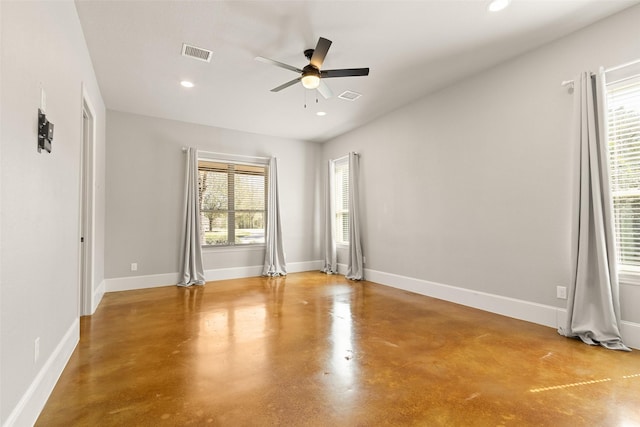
34, 337, 40, 363
556, 286, 567, 299
131, 262, 138, 272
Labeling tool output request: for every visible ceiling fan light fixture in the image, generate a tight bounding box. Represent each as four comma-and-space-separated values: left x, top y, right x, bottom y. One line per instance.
301, 73, 320, 89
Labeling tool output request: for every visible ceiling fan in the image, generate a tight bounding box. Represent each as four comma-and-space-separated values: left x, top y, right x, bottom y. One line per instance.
255, 37, 369, 99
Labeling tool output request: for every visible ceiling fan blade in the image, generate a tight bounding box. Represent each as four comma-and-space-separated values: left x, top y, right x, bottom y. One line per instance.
317, 81, 333, 99
321, 68, 370, 78
271, 77, 301, 92
310, 37, 332, 69
255, 56, 303, 74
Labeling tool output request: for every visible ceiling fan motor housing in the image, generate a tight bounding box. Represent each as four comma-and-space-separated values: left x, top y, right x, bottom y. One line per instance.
302, 64, 320, 78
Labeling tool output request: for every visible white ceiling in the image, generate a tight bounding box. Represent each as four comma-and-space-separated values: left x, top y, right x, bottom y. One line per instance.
75, 0, 638, 143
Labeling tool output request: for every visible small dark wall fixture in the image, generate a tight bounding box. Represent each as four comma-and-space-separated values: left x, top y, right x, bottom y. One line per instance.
38, 109, 54, 153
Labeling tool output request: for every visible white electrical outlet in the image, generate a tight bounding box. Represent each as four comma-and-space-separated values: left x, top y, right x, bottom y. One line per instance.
34, 337, 40, 363
131, 263, 138, 272
556, 286, 567, 299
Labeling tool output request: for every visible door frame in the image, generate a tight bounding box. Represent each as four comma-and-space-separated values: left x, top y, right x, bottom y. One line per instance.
79, 86, 96, 316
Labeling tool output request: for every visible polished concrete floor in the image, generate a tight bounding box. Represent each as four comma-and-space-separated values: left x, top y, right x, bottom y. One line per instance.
37, 272, 640, 426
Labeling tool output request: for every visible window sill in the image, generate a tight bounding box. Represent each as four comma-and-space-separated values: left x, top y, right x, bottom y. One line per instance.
202, 244, 266, 253
619, 270, 640, 287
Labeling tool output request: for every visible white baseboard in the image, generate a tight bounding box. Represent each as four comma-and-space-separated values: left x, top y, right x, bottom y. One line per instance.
3, 319, 80, 427
91, 280, 105, 314
289, 260, 324, 273
365, 268, 561, 328
104, 260, 324, 292
103, 264, 640, 350
105, 272, 180, 292
337, 263, 348, 275
364, 268, 640, 350
204, 265, 263, 282
621, 321, 640, 350
204, 260, 324, 281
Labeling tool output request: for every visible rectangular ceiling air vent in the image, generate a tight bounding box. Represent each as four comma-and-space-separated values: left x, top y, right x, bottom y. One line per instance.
181, 43, 212, 62
338, 90, 362, 101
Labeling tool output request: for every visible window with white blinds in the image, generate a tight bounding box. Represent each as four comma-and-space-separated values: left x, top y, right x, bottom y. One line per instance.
198, 160, 267, 246
334, 157, 349, 244
606, 71, 640, 271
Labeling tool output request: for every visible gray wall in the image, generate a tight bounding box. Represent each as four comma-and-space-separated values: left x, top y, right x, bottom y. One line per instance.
105, 110, 321, 279
322, 5, 640, 323
0, 1, 106, 422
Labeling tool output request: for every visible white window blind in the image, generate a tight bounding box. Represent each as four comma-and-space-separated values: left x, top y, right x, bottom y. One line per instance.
606, 72, 640, 270
334, 157, 349, 244
198, 160, 267, 246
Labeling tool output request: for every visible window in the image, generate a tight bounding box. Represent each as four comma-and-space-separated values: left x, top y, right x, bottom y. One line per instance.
334, 157, 349, 244
198, 160, 267, 246
606, 69, 640, 271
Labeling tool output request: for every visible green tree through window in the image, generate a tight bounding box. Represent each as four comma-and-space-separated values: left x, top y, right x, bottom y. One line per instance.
198, 160, 267, 246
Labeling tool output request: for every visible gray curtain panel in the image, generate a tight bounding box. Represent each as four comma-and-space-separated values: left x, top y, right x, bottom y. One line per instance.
558, 71, 629, 351
346, 152, 364, 281
178, 147, 206, 287
321, 159, 338, 274
263, 157, 287, 276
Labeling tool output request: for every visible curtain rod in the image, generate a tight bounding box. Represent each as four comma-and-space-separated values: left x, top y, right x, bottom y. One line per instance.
334, 152, 360, 162
182, 147, 271, 162
606, 58, 640, 74
560, 61, 640, 87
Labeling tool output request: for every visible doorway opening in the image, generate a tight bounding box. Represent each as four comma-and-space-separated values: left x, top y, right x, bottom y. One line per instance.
79, 96, 95, 316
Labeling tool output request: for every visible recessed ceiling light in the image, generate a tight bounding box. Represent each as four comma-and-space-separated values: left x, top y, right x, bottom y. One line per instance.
316, 111, 327, 116
488, 0, 510, 12
180, 80, 194, 88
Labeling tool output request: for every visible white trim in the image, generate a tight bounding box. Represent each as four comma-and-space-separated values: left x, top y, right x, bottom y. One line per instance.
289, 260, 323, 273
621, 321, 640, 350
619, 272, 640, 287
205, 265, 263, 281
606, 58, 640, 73
104, 260, 324, 292
363, 267, 640, 350
78, 85, 97, 316
91, 279, 105, 314
337, 262, 348, 276
605, 58, 640, 85
105, 272, 180, 292
197, 150, 270, 165
204, 260, 324, 282
97, 267, 640, 350
202, 244, 266, 253
3, 319, 80, 427
364, 268, 560, 328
